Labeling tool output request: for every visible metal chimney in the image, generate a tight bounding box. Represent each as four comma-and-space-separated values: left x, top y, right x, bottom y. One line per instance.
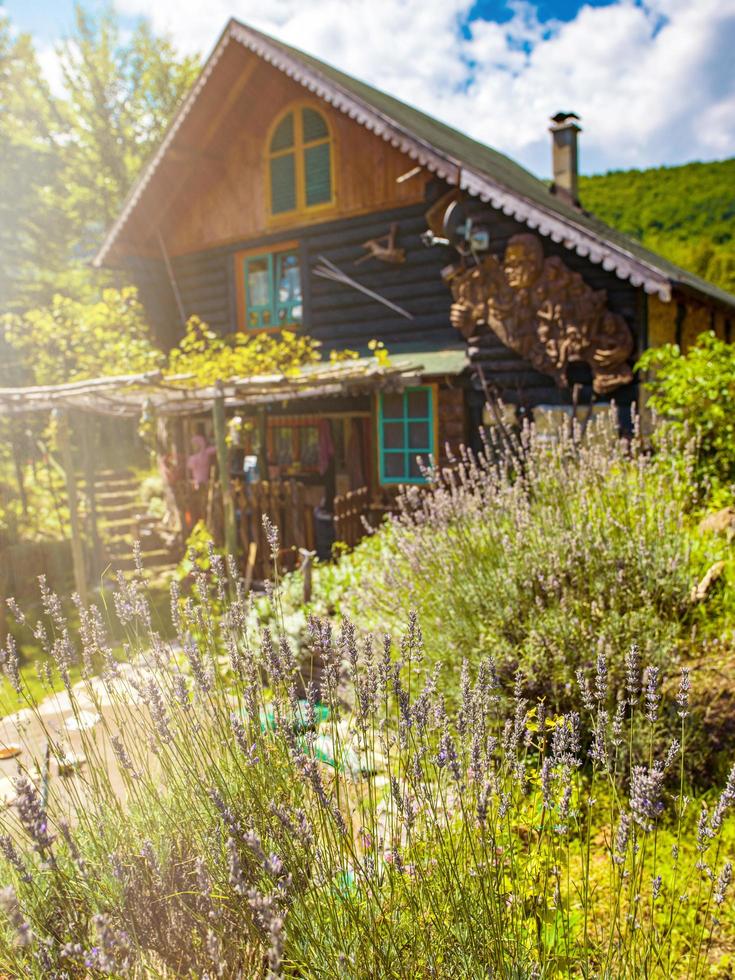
549, 112, 581, 205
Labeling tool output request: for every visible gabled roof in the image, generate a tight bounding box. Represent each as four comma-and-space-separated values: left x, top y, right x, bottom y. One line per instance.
94, 18, 735, 313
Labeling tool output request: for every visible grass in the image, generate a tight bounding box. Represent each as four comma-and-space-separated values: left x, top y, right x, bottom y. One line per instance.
0, 665, 82, 718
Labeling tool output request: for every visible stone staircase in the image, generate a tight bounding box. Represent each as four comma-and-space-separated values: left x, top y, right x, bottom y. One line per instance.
92, 470, 181, 579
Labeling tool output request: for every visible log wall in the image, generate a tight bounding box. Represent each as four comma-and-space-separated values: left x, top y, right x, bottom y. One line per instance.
124, 189, 670, 411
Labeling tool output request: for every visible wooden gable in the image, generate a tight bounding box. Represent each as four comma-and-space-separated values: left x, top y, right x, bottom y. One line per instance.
124, 44, 432, 259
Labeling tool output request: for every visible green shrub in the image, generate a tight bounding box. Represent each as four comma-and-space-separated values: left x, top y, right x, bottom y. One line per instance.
638, 331, 735, 491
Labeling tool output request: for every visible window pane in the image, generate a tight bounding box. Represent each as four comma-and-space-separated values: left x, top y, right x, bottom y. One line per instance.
270, 154, 296, 213
246, 256, 272, 328
383, 422, 404, 450
270, 112, 294, 152
275, 251, 302, 325
301, 427, 319, 467
384, 453, 405, 479
273, 427, 293, 466
302, 108, 329, 142
381, 393, 403, 420
408, 421, 430, 450
304, 142, 331, 206
408, 454, 427, 480
247, 257, 270, 307
407, 388, 429, 418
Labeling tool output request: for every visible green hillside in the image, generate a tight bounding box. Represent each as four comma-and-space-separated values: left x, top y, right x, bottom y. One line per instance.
578, 157, 735, 295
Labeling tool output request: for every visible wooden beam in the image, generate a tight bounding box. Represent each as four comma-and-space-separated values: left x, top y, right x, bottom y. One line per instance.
200, 55, 260, 147
212, 384, 238, 561
56, 409, 88, 605
0, 369, 169, 398
256, 407, 268, 480
157, 229, 188, 330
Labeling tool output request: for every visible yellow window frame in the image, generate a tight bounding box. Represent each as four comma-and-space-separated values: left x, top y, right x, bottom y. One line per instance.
266, 101, 337, 223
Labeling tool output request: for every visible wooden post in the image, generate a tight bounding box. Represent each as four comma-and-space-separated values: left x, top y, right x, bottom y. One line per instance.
212, 384, 238, 561
300, 548, 316, 604
290, 479, 304, 548
256, 407, 268, 480
55, 409, 88, 605
10, 421, 28, 519
79, 411, 102, 583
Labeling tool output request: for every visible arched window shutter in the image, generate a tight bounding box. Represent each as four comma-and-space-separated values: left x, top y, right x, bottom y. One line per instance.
304, 143, 331, 206
268, 106, 333, 217
302, 108, 328, 142
271, 154, 297, 214
269, 111, 297, 214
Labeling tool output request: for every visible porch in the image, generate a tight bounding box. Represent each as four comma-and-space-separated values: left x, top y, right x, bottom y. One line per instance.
0, 349, 469, 594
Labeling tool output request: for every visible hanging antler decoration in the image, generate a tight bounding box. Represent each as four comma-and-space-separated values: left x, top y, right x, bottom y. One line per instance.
313, 256, 413, 320
354, 223, 406, 266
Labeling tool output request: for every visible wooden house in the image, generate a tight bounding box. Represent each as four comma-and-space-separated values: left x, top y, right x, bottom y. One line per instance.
93, 18, 735, 556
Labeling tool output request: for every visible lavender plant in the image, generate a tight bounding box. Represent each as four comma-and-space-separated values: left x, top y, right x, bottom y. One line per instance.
0, 541, 732, 978
329, 414, 728, 708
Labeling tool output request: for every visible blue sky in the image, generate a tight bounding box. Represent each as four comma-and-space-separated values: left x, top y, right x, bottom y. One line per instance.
3, 0, 734, 176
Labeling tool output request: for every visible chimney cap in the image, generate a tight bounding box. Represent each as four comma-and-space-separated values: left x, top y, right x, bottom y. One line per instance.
550, 111, 581, 127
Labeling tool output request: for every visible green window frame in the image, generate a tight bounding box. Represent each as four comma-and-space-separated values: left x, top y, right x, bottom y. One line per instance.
242, 249, 302, 330
378, 386, 435, 485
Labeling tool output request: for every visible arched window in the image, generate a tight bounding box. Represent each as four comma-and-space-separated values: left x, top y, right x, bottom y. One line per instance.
268, 106, 333, 216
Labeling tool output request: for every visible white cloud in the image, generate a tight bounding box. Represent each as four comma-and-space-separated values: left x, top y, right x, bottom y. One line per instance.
35, 44, 66, 98
93, 0, 735, 174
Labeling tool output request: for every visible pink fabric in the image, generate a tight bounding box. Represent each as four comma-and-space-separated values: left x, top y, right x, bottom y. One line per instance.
187, 435, 216, 488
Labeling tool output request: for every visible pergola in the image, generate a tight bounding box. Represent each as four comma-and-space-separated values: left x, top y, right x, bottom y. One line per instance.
0, 357, 425, 601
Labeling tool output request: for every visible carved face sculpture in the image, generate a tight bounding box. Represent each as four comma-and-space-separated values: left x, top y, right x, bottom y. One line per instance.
442, 219, 635, 396
504, 234, 544, 289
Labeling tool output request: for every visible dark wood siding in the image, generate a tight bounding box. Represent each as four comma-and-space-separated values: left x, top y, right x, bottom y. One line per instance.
304, 205, 455, 350
124, 192, 643, 410
125, 201, 456, 353
121, 255, 180, 351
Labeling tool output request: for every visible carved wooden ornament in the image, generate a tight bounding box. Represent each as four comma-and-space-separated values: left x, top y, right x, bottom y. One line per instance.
355, 223, 406, 266
446, 233, 634, 394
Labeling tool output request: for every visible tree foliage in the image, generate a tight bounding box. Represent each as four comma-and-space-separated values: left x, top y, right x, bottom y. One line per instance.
638, 331, 735, 488
579, 159, 735, 295
167, 317, 327, 386
0, 20, 62, 313
3, 288, 163, 386
0, 4, 199, 313
55, 6, 200, 238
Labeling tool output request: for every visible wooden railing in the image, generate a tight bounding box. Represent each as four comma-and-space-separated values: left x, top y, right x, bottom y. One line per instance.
333, 487, 370, 548
334, 486, 398, 549
233, 479, 314, 581
228, 480, 398, 583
